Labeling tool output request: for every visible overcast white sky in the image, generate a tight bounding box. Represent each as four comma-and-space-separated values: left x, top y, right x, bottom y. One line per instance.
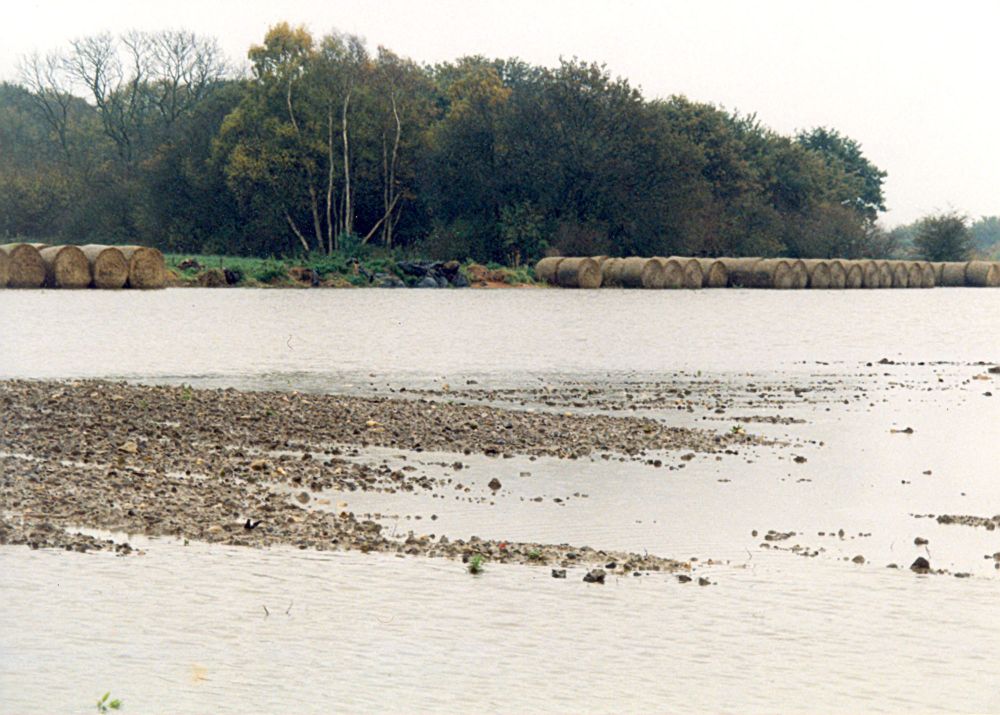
3, 0, 997, 226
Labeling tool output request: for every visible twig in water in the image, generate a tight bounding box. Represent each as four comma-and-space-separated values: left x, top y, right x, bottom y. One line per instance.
286, 601, 293, 616
263, 605, 270, 617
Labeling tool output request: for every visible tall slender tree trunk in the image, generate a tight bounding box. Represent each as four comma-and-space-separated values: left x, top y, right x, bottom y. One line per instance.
326, 102, 337, 253
381, 92, 403, 248
341, 88, 353, 238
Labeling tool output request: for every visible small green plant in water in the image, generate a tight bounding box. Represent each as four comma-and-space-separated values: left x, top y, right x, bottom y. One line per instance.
527, 549, 543, 561
467, 554, 485, 574
96, 692, 122, 713
730, 424, 745, 436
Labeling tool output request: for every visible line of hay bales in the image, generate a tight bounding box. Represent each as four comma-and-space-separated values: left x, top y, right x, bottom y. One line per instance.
0, 243, 165, 289
537, 256, 1000, 289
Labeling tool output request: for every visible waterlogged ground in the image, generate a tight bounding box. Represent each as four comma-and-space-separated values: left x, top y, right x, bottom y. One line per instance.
2, 289, 1000, 713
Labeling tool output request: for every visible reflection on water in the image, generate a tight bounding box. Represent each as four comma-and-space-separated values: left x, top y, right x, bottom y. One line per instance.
2, 289, 1000, 713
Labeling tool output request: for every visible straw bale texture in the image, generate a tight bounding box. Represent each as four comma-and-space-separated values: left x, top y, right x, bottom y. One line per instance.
621, 257, 665, 288
826, 260, 847, 289
932, 262, 945, 285
751, 258, 796, 289
917, 261, 935, 288
938, 262, 967, 287
800, 259, 831, 289
555, 257, 602, 289
0, 248, 9, 287
668, 256, 704, 289
534, 257, 564, 285
117, 246, 166, 289
0, 243, 45, 288
852, 260, 879, 288
965, 261, 1000, 287
695, 258, 728, 288
842, 261, 863, 289
654, 257, 685, 288
875, 261, 893, 288
79, 245, 128, 289
788, 259, 809, 288
37, 245, 91, 288
719, 257, 761, 288
889, 261, 909, 288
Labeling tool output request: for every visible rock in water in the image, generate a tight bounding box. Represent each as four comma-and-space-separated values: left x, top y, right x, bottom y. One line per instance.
583, 568, 606, 584
551, 569, 567, 579
911, 556, 931, 573
487, 478, 502, 490
415, 276, 439, 288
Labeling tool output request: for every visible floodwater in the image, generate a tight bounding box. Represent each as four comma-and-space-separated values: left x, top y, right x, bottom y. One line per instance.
2, 288, 1000, 713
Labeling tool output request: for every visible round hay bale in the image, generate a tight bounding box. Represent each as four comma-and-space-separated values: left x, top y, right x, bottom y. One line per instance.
668, 256, 704, 289
965, 261, 1000, 287
931, 262, 945, 285
875, 261, 893, 288
826, 260, 847, 289
555, 257, 602, 289
917, 261, 935, 288
851, 260, 879, 288
695, 258, 727, 288
37, 245, 91, 288
600, 257, 625, 287
0, 248, 9, 288
788, 259, 809, 289
118, 246, 166, 289
621, 257, 666, 289
534, 257, 564, 286
800, 259, 831, 289
79, 245, 128, 289
939, 262, 968, 287
905, 261, 923, 288
842, 261, 864, 289
719, 257, 761, 288
0, 243, 45, 288
653, 257, 685, 289
888, 261, 909, 288
751, 258, 795, 289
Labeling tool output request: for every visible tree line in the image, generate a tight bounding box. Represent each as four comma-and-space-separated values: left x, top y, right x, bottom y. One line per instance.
3, 22, 984, 264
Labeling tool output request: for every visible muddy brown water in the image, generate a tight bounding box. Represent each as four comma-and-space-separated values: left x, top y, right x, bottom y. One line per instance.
2, 289, 1000, 713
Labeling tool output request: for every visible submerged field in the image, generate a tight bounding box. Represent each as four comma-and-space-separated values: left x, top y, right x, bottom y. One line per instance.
2, 288, 1000, 712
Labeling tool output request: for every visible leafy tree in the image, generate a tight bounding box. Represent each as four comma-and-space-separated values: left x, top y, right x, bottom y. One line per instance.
913, 212, 973, 261
970, 216, 1000, 254
499, 201, 546, 266
796, 127, 886, 222
3, 22, 891, 261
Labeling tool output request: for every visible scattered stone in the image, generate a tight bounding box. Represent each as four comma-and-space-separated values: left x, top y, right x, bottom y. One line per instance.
910, 557, 931, 574
677, 574, 692, 583
914, 537, 928, 546
487, 478, 502, 490
583, 569, 606, 584
852, 555, 865, 564
551, 569, 567, 579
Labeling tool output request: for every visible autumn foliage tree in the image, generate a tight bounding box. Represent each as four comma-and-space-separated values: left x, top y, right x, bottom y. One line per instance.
1, 22, 894, 263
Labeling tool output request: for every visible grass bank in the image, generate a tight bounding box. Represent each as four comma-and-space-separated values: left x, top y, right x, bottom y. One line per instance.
164, 253, 537, 288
